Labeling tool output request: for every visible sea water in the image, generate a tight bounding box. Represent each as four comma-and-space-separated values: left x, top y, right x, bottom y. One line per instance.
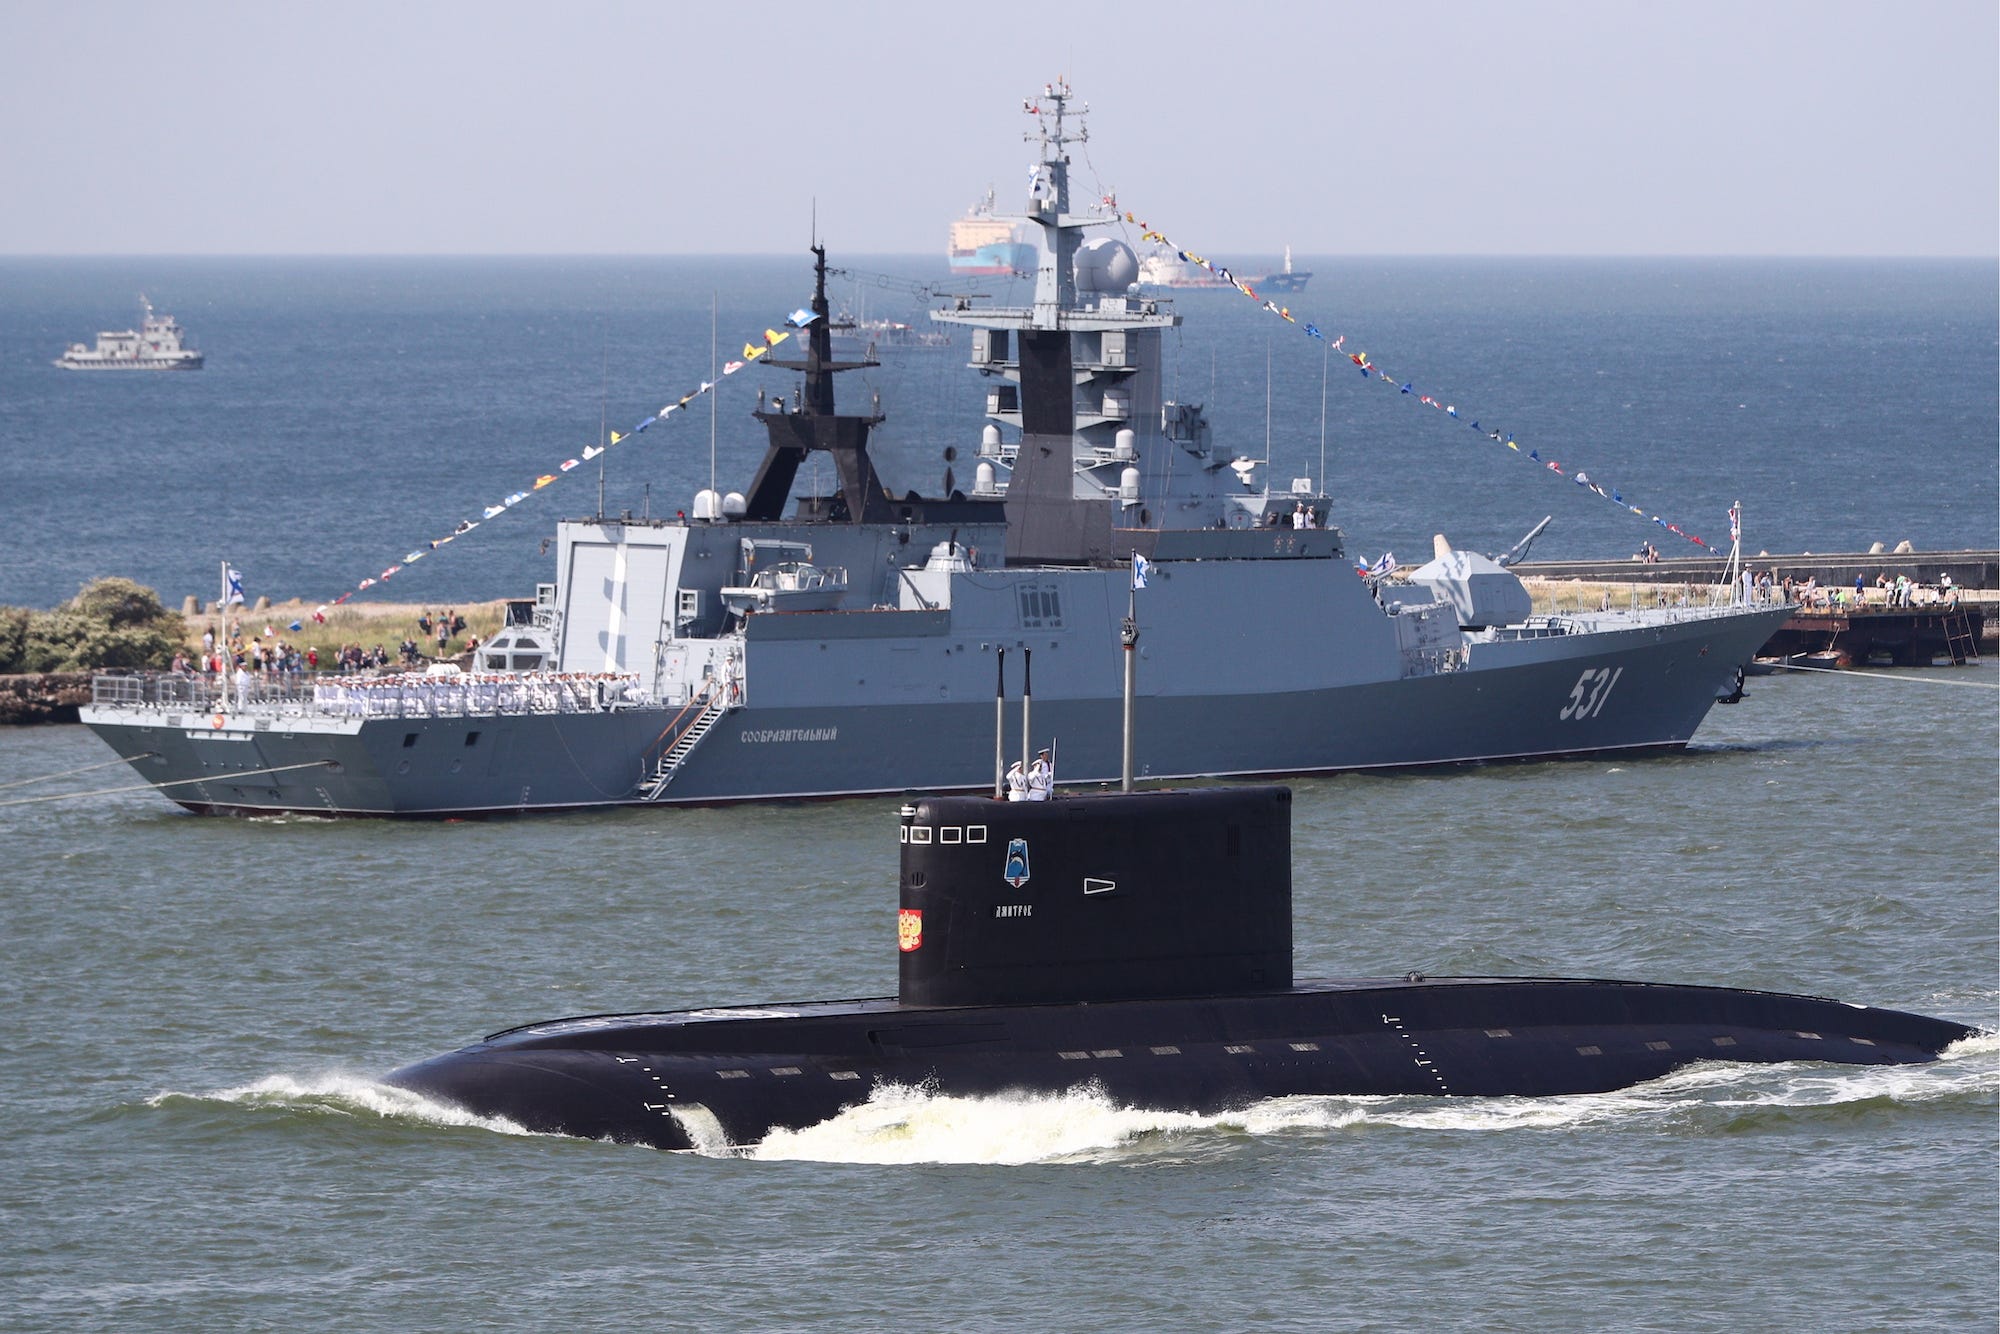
0, 257, 1994, 1331
0, 667, 1993, 1330
0, 255, 1992, 609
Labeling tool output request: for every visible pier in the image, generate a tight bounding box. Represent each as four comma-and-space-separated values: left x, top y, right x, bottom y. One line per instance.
1755, 605, 1985, 667
1515, 548, 1995, 667
1515, 548, 1998, 591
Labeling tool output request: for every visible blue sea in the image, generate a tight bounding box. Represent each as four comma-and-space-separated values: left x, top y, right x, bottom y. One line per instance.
0, 256, 1995, 1331
0, 255, 1993, 609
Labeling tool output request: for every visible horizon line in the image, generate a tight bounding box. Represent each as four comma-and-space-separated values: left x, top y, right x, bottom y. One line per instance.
1, 250, 1995, 263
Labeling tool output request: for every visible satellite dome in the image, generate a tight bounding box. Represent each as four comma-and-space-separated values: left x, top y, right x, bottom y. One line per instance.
1073, 237, 1138, 294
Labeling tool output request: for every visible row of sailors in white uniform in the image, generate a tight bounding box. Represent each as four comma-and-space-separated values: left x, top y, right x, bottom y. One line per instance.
307, 672, 647, 716
1004, 749, 1054, 801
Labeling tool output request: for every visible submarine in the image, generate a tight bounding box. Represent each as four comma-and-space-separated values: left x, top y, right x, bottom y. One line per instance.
384, 781, 1975, 1151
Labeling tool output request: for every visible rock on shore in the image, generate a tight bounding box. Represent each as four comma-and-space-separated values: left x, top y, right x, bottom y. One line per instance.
0, 673, 94, 725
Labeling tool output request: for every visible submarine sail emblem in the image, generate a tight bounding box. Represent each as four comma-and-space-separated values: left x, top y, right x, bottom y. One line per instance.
1003, 838, 1031, 889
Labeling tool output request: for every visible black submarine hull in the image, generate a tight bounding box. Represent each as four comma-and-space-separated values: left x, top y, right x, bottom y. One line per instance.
383, 976, 1975, 1152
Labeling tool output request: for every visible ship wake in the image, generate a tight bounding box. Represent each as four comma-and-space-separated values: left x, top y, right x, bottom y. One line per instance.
147, 1073, 542, 1140
743, 1033, 1997, 1165
155, 1031, 1993, 1163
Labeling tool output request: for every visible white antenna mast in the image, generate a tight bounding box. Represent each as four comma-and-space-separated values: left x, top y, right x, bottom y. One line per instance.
597, 332, 609, 519
1318, 337, 1329, 494
716, 292, 724, 496
1264, 338, 1272, 464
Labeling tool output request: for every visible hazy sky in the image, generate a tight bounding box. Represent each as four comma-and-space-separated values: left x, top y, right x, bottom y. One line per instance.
5, 0, 1994, 257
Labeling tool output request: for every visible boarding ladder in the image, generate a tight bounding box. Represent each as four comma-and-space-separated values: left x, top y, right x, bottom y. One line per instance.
1943, 608, 1981, 665
638, 685, 730, 801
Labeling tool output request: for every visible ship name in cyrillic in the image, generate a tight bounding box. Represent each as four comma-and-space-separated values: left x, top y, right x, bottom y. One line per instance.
739, 726, 839, 744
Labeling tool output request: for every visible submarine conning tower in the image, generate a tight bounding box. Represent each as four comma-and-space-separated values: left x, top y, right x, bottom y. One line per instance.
897, 787, 1293, 1007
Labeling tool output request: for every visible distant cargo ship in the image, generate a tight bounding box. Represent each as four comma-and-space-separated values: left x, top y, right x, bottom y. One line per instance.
1139, 243, 1311, 293
948, 188, 1035, 276
55, 296, 203, 370
1259, 245, 1311, 293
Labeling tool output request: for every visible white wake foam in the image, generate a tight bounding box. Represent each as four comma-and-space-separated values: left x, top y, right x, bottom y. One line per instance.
741, 1039, 1999, 1164
748, 1081, 1219, 1165
148, 1072, 540, 1138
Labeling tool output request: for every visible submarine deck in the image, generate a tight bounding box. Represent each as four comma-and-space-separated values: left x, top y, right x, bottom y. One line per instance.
481, 973, 1957, 1053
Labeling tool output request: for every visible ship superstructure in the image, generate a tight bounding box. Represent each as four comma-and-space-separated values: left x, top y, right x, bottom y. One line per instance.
55, 296, 204, 370
80, 82, 1790, 817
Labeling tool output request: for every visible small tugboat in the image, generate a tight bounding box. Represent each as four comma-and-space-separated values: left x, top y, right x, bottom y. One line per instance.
55, 296, 204, 370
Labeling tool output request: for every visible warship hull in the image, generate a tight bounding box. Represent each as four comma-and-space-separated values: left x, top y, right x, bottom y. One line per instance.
82, 588, 1788, 817
385, 977, 1974, 1152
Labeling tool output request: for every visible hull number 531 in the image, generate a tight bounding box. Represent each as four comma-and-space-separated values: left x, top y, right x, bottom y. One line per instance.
1560, 666, 1624, 720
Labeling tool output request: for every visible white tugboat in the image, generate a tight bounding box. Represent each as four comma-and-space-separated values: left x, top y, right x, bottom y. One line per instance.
55, 296, 204, 370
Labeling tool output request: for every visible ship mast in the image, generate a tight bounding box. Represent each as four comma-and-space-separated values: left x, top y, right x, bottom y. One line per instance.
741, 244, 890, 523
932, 79, 1179, 567
1023, 79, 1085, 330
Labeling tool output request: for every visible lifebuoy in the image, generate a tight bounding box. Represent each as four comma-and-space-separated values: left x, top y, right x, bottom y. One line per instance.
212, 712, 225, 729
728, 679, 741, 703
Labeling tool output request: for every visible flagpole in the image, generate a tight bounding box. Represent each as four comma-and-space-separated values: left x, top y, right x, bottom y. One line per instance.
1726, 500, 1743, 602
597, 335, 609, 522
1122, 567, 1138, 792
716, 294, 724, 498
1021, 648, 1032, 780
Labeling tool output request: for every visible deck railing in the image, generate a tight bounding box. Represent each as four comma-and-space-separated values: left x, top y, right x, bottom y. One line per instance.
89, 671, 660, 719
